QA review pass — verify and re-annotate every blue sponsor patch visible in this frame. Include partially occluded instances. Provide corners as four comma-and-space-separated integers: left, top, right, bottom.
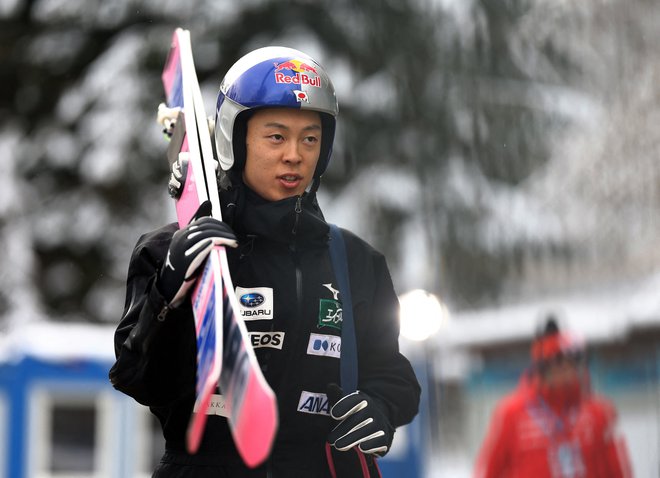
240, 292, 265, 308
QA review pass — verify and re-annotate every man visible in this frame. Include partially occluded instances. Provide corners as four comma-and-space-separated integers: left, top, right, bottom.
474, 317, 632, 478
109, 46, 420, 477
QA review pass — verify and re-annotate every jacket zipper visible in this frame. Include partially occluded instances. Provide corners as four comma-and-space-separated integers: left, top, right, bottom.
292, 196, 302, 235
292, 196, 303, 314
268, 197, 304, 478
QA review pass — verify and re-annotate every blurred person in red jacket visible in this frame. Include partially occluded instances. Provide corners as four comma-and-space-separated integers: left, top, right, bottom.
474, 316, 632, 478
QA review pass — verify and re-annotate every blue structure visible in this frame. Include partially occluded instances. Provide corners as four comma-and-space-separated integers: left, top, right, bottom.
0, 325, 426, 478
378, 415, 423, 478
0, 355, 116, 478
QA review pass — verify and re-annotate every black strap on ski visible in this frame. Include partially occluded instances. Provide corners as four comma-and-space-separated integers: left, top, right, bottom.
328, 224, 358, 393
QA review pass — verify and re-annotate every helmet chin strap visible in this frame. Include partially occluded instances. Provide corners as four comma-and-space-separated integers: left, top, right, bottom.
308, 176, 321, 195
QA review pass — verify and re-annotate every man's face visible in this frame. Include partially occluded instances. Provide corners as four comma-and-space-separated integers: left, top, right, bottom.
542, 356, 582, 389
243, 107, 322, 202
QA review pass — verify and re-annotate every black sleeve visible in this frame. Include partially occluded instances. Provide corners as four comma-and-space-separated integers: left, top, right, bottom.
348, 235, 421, 429
108, 224, 197, 407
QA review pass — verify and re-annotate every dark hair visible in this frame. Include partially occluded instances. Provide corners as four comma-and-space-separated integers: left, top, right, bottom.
539, 314, 560, 337
532, 313, 585, 375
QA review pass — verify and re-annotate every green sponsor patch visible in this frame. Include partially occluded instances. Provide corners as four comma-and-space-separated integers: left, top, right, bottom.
318, 299, 342, 330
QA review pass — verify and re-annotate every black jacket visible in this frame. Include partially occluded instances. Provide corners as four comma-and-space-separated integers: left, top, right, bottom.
109, 187, 420, 477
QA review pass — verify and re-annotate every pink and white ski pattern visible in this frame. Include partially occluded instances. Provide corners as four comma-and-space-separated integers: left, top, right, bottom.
161, 28, 278, 468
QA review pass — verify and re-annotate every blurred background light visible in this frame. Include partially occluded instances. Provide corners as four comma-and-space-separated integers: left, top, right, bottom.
399, 289, 449, 342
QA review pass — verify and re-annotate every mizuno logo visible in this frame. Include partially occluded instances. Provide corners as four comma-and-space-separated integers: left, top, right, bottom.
323, 283, 340, 300
165, 250, 174, 271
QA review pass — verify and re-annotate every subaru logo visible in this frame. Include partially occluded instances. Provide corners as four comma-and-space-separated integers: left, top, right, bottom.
240, 293, 265, 308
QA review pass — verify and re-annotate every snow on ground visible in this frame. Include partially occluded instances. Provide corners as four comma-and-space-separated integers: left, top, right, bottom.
0, 320, 116, 364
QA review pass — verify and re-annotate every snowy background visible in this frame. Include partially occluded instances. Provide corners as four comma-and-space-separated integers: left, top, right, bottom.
1, 0, 660, 476
2, 0, 659, 324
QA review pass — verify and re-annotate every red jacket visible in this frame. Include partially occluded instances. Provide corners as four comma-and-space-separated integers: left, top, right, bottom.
474, 378, 632, 478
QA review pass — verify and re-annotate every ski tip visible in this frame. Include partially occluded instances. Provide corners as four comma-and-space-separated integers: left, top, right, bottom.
233, 399, 279, 468
185, 404, 211, 455
185, 426, 201, 455
238, 442, 275, 469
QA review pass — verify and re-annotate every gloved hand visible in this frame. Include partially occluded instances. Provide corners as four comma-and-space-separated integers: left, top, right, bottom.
327, 384, 395, 457
157, 201, 238, 307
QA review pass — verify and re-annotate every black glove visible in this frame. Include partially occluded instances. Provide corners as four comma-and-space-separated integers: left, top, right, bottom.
157, 201, 237, 307
327, 384, 395, 457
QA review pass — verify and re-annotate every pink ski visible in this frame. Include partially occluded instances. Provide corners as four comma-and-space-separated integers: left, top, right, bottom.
159, 28, 278, 468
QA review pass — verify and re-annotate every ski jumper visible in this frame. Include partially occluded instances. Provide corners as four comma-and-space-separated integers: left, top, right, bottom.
110, 186, 421, 477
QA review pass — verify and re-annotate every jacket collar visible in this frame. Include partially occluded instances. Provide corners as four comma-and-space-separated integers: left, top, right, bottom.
222, 185, 329, 247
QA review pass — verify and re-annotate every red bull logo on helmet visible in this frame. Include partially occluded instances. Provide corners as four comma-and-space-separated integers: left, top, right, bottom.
273, 59, 321, 87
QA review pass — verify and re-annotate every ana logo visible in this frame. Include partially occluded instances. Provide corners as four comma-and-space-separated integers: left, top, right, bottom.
318, 299, 342, 330
240, 293, 265, 308
249, 332, 285, 350
297, 391, 330, 415
307, 333, 341, 358
235, 287, 273, 321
